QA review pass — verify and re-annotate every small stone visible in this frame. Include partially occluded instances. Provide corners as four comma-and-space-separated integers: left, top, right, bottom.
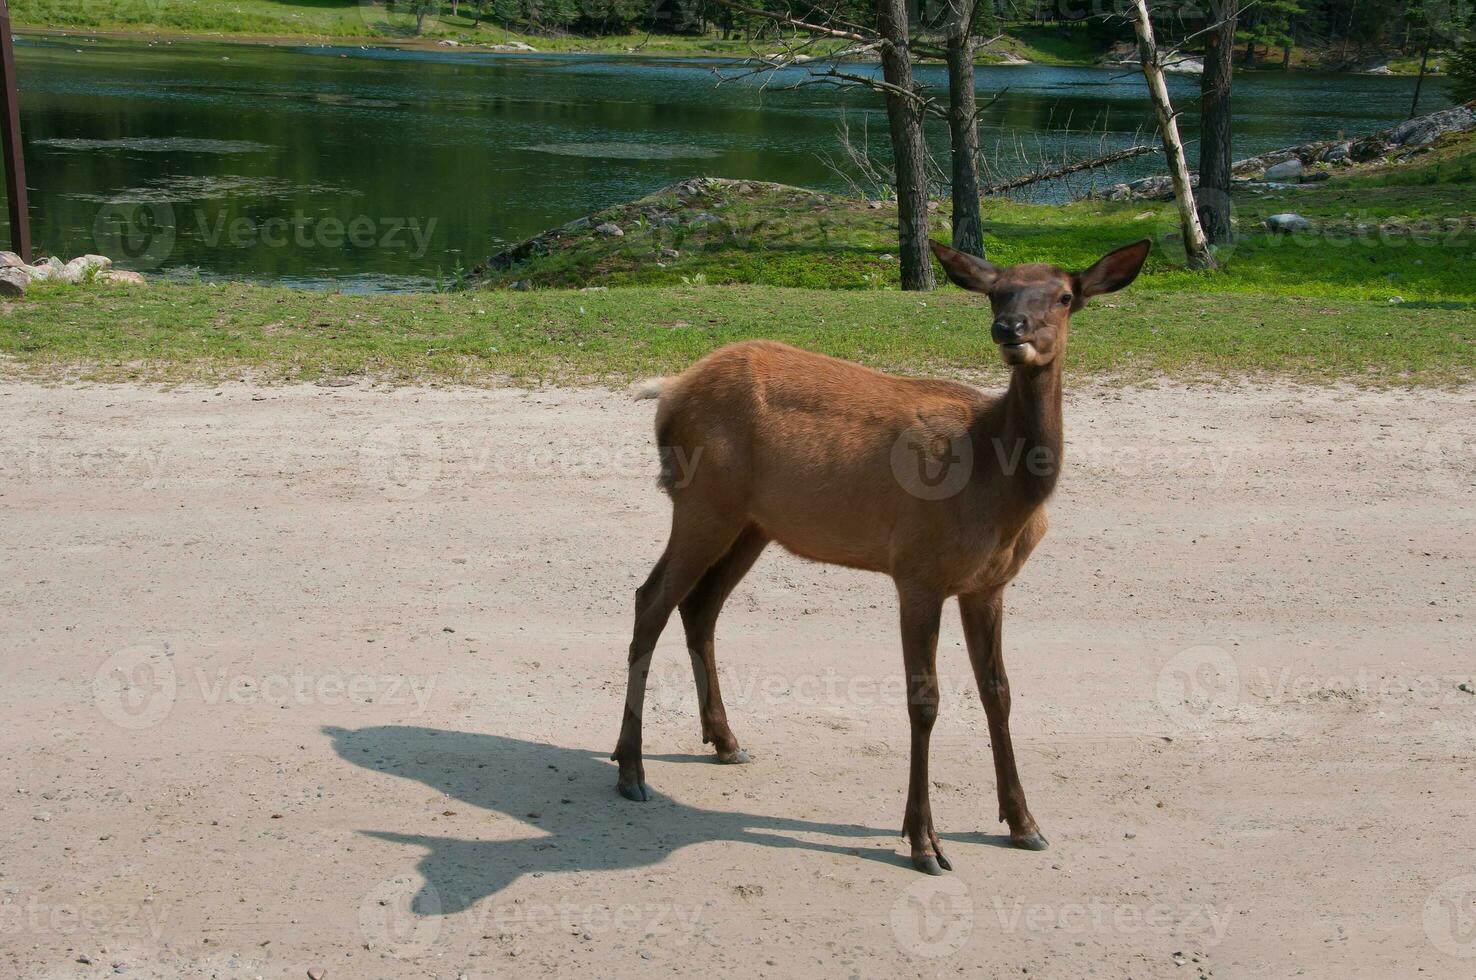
34, 811, 51, 822
1264, 213, 1312, 234
307, 969, 325, 980
594, 222, 624, 237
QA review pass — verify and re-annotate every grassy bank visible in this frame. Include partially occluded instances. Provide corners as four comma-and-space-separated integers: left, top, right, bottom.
475, 131, 1476, 304
3, 131, 1472, 389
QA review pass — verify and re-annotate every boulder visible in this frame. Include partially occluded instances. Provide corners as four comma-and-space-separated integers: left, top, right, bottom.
1364, 65, 1394, 75
0, 250, 24, 268
1387, 104, 1476, 147
103, 269, 146, 286
487, 41, 537, 53
1163, 57, 1204, 75
1264, 158, 1304, 181
0, 267, 27, 298
1265, 213, 1312, 234
594, 222, 624, 237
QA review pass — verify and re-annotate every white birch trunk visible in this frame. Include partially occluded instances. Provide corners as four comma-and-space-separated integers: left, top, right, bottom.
1129, 0, 1217, 270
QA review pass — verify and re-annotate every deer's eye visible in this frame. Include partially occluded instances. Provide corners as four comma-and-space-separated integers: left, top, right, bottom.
1060, 293, 1073, 306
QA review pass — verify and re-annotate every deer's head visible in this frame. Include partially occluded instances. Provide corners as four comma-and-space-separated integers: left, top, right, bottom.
930, 240, 1152, 369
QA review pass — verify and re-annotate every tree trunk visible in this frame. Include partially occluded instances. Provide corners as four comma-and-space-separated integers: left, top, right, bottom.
1198, 0, 1236, 247
1129, 0, 1215, 270
1410, 37, 1431, 118
877, 0, 936, 290
946, 9, 984, 257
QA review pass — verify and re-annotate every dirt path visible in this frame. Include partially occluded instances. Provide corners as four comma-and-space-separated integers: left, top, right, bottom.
1, 379, 1472, 979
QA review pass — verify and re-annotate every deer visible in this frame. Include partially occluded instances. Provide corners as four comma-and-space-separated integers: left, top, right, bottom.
612, 238, 1153, 875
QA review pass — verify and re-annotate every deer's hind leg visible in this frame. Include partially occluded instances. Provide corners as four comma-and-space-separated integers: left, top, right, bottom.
613, 503, 745, 802
679, 523, 768, 764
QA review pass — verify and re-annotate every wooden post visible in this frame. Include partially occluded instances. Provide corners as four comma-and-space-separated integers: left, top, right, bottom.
0, 0, 30, 262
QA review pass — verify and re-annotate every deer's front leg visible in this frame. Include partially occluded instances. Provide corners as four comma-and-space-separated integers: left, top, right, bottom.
897, 582, 951, 875
959, 588, 1047, 851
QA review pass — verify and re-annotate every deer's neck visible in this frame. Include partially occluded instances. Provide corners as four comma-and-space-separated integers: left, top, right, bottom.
982, 359, 1064, 512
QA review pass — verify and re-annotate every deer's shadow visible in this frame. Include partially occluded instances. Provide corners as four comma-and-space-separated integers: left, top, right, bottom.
326, 725, 1001, 914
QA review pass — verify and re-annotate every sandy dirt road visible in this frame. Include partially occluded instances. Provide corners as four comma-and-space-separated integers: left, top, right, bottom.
0, 378, 1472, 979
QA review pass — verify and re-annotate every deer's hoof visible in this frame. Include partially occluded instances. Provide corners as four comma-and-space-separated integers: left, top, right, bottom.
717, 748, 750, 765
911, 853, 948, 875
617, 780, 652, 802
1012, 832, 1049, 851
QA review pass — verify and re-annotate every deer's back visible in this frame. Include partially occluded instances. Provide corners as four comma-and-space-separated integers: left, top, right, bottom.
656, 341, 994, 574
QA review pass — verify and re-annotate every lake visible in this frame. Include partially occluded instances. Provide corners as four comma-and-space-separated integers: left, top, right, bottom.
11, 36, 1447, 290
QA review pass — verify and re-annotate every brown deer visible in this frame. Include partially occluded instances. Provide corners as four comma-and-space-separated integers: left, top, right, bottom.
612, 238, 1153, 874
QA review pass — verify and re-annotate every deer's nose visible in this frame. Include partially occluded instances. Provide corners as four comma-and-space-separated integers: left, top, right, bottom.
992, 315, 1028, 344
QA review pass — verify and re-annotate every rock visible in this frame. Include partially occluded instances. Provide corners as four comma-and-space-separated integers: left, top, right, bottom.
1163, 57, 1204, 75
1321, 142, 1352, 164
659, 247, 680, 259
103, 269, 147, 286
996, 51, 1031, 65
1364, 65, 1394, 75
1265, 213, 1312, 234
687, 212, 719, 227
487, 41, 537, 53
307, 969, 326, 980
79, 253, 113, 271
0, 267, 26, 297
594, 222, 624, 237
437, 39, 461, 47
1387, 104, 1476, 147
0, 250, 24, 267
867, 200, 883, 209
1264, 158, 1304, 181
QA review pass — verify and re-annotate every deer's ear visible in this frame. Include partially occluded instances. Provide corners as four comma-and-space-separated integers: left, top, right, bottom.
1075, 239, 1152, 299
930, 241, 1000, 294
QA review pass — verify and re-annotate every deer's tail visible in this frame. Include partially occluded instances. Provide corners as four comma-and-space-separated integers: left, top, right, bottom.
632, 377, 667, 401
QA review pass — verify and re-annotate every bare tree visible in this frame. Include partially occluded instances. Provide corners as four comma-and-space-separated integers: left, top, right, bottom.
1128, 0, 1215, 270
1198, 0, 1238, 246
944, 0, 984, 257
877, 0, 936, 289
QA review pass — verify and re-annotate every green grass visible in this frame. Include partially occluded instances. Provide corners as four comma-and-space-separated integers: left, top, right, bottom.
3, 277, 1472, 387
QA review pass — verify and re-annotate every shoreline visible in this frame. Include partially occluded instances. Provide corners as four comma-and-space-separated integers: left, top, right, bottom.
17, 25, 1435, 74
